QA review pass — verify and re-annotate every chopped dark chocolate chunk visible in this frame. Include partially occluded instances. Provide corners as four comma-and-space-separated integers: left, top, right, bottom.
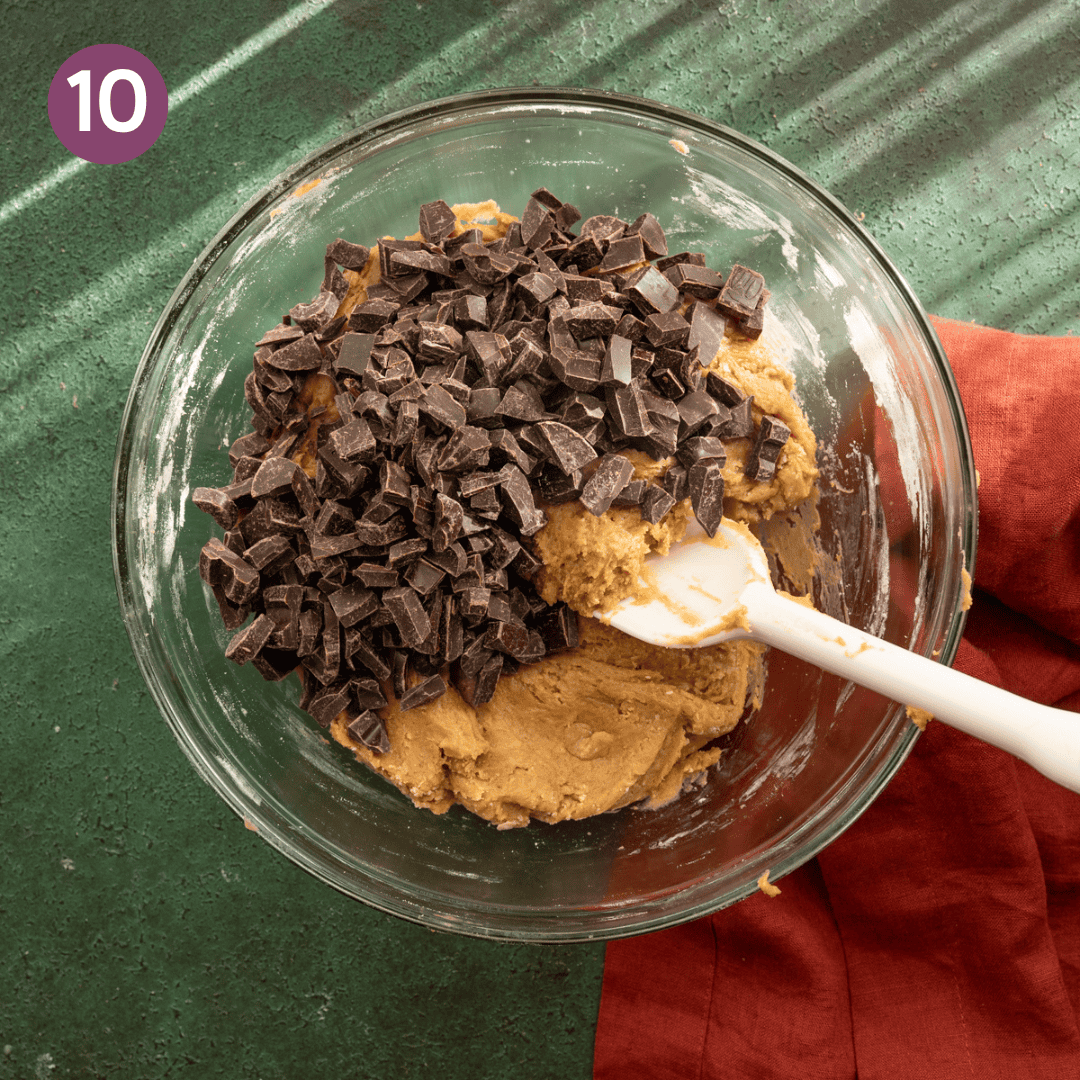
668, 263, 724, 299
599, 334, 633, 387
498, 465, 547, 536
418, 383, 467, 430
418, 199, 458, 243
717, 264, 765, 320
640, 483, 676, 524
458, 652, 502, 707
580, 453, 635, 516
495, 380, 546, 423
682, 301, 725, 370
566, 301, 621, 338
349, 298, 401, 333
623, 266, 679, 316
605, 385, 653, 439
335, 332, 375, 378
644, 310, 691, 348
399, 672, 447, 712
326, 238, 371, 271
224, 613, 275, 665
265, 332, 323, 371
327, 583, 378, 627
255, 323, 305, 350
677, 435, 727, 469
382, 586, 431, 648
676, 390, 721, 437
611, 477, 646, 507
520, 197, 555, 250
736, 295, 766, 339
404, 558, 446, 596
626, 212, 668, 260
307, 684, 351, 728
250, 456, 300, 500
329, 416, 377, 462
533, 421, 598, 475
243, 535, 295, 575
688, 458, 726, 537
745, 414, 791, 482
192, 487, 239, 530
598, 234, 646, 274
347, 710, 391, 753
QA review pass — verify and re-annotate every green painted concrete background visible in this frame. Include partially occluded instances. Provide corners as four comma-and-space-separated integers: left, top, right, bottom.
1, 1, 1077, 1076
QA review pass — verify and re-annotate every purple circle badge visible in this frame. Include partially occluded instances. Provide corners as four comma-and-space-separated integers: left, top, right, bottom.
48, 44, 168, 164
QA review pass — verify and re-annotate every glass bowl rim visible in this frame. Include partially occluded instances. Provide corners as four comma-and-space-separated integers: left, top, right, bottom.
112, 85, 978, 942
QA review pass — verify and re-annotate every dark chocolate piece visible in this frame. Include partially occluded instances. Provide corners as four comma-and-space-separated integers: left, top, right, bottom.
644, 310, 690, 348
335, 332, 375, 378
382, 587, 431, 648
329, 417, 377, 463
605, 386, 653, 439
327, 584, 378, 628
496, 381, 546, 423
347, 710, 391, 754
438, 426, 491, 473
662, 463, 689, 502
668, 263, 724, 299
255, 324, 304, 349
250, 456, 299, 500
418, 383, 467, 430
224, 613, 275, 665
454, 293, 489, 331
349, 298, 401, 333
688, 458, 725, 537
243, 535, 294, 575
745, 415, 791, 482
326, 238, 371, 271
307, 684, 351, 728
737, 297, 766, 339
611, 478, 646, 507
686, 301, 728, 369
598, 235, 646, 274
599, 334, 633, 387
626, 212, 668, 260
192, 487, 239, 530
677, 435, 727, 469
676, 390, 721, 437
580, 453, 635, 516
639, 483, 676, 525
498, 465, 547, 536
399, 672, 447, 712
520, 198, 555, 250
345, 630, 392, 681
265, 332, 322, 372
579, 214, 626, 244
533, 421, 598, 475
566, 302, 621, 338
656, 251, 706, 272
623, 266, 678, 316
717, 264, 765, 320
458, 651, 502, 707
418, 199, 458, 243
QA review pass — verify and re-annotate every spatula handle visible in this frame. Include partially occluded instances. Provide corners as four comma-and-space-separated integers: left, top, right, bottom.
745, 581, 1080, 793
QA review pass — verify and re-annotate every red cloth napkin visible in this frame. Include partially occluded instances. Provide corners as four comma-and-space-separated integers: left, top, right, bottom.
594, 317, 1080, 1079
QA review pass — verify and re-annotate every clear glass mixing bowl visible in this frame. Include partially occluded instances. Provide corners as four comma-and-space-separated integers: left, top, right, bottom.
113, 88, 976, 942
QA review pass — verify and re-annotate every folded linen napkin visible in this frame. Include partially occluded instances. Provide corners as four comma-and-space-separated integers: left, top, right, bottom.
594, 317, 1080, 1079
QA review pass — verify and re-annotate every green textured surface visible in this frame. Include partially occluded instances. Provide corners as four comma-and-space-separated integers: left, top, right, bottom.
1, 1, 1077, 1076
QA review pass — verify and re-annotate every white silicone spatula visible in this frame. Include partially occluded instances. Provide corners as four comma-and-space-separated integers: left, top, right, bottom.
603, 518, 1080, 793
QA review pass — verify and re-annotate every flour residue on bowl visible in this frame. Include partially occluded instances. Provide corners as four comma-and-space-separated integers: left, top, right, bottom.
679, 167, 800, 272
844, 300, 929, 637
